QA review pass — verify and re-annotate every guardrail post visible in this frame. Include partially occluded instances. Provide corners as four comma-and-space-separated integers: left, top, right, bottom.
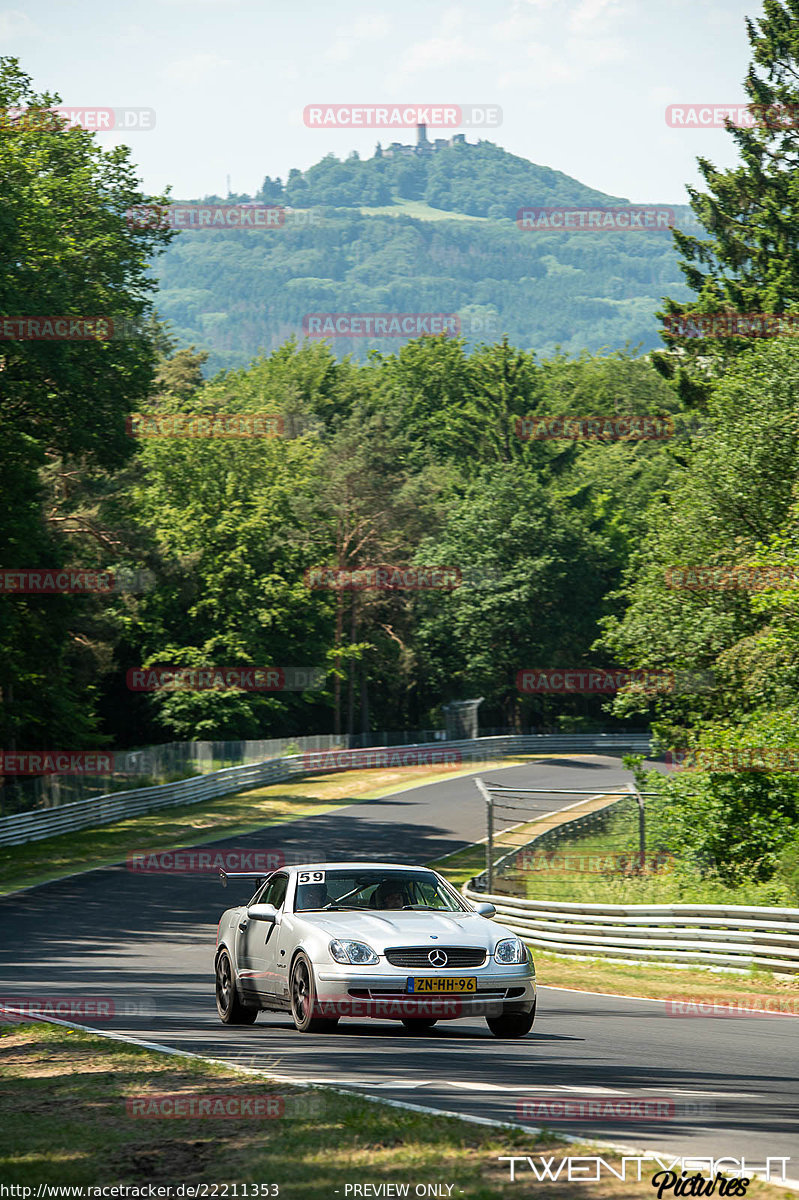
475, 778, 493, 892
631, 783, 645, 865
487, 795, 493, 892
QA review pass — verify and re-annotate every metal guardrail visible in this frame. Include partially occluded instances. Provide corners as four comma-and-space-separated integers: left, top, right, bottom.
465, 778, 799, 972
0, 733, 652, 847
463, 885, 799, 972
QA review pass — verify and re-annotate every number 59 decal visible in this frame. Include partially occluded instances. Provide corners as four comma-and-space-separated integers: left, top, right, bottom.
297, 870, 325, 884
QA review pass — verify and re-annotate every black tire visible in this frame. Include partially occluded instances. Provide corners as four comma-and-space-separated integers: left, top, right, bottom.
290, 953, 339, 1033
215, 950, 258, 1025
401, 1018, 437, 1031
486, 1006, 535, 1039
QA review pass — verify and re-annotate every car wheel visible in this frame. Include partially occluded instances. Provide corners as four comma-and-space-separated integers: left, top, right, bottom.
215, 950, 258, 1025
486, 1004, 535, 1039
290, 952, 339, 1033
401, 1018, 437, 1032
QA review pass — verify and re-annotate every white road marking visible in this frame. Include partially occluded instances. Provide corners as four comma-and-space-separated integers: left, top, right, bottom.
444, 1082, 623, 1094
669, 1088, 761, 1099
299, 1077, 433, 1089
287, 1077, 766, 1099
437, 1082, 763, 1099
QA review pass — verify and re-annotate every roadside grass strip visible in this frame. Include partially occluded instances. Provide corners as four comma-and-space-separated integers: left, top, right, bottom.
0, 1021, 575, 1195
0, 756, 536, 897
512, 821, 795, 908
1, 1022, 794, 1197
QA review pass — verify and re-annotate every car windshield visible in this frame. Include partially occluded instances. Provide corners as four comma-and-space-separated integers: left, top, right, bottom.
294, 870, 465, 913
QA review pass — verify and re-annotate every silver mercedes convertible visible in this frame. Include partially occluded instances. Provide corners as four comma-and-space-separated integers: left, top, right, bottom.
214, 862, 536, 1037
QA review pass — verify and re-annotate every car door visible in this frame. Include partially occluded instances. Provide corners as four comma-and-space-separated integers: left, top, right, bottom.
238, 873, 289, 1004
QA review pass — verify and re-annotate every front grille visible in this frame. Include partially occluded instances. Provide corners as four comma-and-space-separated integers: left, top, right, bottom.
384, 946, 487, 969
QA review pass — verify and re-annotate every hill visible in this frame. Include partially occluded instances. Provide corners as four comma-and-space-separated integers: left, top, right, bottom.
259, 138, 629, 217
152, 139, 695, 373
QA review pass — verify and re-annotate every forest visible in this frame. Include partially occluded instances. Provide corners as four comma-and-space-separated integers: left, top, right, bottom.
4, 0, 799, 895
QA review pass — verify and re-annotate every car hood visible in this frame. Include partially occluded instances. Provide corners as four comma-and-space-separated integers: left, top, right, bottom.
297, 910, 504, 951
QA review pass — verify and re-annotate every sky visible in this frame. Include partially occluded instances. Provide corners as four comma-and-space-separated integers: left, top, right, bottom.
2, 0, 767, 204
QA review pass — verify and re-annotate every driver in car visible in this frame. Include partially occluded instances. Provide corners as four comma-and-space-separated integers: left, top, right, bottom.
297, 881, 328, 910
373, 880, 406, 909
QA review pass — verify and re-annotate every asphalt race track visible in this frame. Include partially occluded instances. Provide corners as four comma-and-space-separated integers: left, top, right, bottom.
2, 756, 797, 1173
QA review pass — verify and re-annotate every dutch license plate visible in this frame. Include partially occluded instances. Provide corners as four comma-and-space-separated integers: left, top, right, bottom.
406, 977, 477, 993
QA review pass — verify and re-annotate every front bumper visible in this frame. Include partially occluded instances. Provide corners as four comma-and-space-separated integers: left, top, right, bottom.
314, 963, 536, 1020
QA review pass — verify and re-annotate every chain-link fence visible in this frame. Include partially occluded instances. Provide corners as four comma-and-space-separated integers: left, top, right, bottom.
473, 779, 674, 899
0, 725, 650, 817
0, 726, 475, 815
0, 734, 344, 816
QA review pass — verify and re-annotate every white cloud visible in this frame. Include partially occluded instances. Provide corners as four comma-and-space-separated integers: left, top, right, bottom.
163, 53, 234, 86
0, 9, 39, 39
568, 0, 629, 31
322, 13, 392, 64
497, 42, 575, 90
390, 4, 487, 78
398, 33, 483, 76
352, 13, 392, 40
566, 32, 628, 67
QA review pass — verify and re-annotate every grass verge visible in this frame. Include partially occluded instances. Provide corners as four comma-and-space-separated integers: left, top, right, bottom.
511, 805, 794, 907
0, 1023, 791, 1197
357, 197, 493, 222
0, 757, 529, 897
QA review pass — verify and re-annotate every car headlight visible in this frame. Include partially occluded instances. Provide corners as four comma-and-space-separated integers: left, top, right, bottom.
494, 937, 527, 964
329, 939, 379, 965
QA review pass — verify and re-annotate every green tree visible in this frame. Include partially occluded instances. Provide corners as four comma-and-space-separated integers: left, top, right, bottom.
412, 463, 615, 728
0, 57, 172, 753
655, 1, 799, 398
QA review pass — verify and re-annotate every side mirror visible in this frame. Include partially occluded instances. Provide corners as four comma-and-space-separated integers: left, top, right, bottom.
474, 901, 496, 918
247, 902, 278, 923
